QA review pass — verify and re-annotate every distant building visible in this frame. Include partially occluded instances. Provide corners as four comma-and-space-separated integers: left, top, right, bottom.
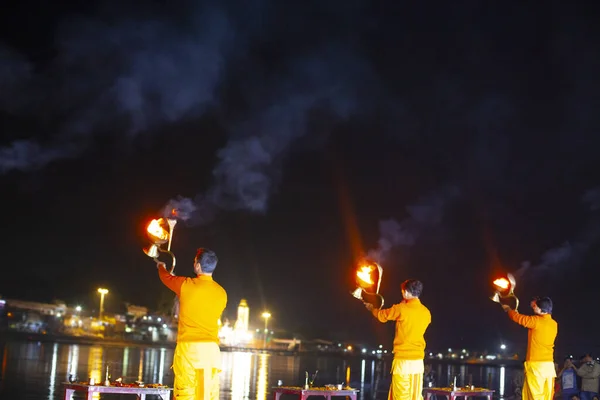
3, 299, 67, 316
126, 304, 148, 319
1, 299, 67, 333
219, 298, 254, 346
234, 299, 249, 332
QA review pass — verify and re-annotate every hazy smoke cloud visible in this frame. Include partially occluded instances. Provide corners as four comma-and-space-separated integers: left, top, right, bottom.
161, 196, 197, 222
367, 185, 461, 263
0, 5, 235, 172
582, 187, 600, 211
163, 44, 379, 221
516, 187, 600, 278
0, 3, 379, 220
0, 140, 80, 174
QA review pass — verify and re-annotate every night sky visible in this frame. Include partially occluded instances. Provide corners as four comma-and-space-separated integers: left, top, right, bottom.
1, 1, 600, 356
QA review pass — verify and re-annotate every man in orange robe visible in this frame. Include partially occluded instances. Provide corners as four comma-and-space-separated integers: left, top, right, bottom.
503, 297, 558, 400
157, 248, 227, 400
366, 279, 432, 400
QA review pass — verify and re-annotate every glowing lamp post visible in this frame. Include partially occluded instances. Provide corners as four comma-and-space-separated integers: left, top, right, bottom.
261, 311, 271, 349
97, 288, 109, 322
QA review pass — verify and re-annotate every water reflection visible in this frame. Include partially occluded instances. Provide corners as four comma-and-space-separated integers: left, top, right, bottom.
47, 343, 58, 400
158, 348, 166, 384
1, 343, 7, 381
66, 345, 79, 381
0, 340, 523, 400
122, 346, 129, 377
360, 359, 366, 400
256, 353, 269, 400
88, 346, 103, 399
499, 366, 505, 397
137, 348, 144, 381
228, 351, 252, 399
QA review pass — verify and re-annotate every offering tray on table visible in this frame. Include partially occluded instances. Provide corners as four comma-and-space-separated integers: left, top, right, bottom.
63, 382, 172, 399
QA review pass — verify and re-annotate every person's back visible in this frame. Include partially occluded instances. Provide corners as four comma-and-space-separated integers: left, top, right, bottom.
503, 296, 557, 400
390, 298, 431, 360
527, 314, 557, 361
177, 275, 227, 343
507, 310, 557, 362
157, 247, 228, 400
367, 279, 431, 400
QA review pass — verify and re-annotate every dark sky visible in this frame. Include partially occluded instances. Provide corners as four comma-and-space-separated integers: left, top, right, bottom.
1, 0, 600, 356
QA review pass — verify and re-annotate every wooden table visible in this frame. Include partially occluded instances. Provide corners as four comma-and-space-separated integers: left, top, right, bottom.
272, 386, 358, 400
63, 383, 172, 400
423, 387, 494, 400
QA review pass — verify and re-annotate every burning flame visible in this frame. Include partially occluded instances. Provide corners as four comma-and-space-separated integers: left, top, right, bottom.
493, 278, 510, 290
357, 266, 374, 285
147, 219, 169, 241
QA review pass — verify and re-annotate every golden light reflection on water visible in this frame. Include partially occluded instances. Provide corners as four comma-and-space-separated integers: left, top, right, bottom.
138, 348, 144, 382
255, 353, 269, 400
230, 351, 252, 399
87, 346, 104, 399
0, 341, 519, 399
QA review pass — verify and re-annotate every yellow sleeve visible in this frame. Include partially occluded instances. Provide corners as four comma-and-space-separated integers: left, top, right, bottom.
508, 309, 537, 329
372, 303, 402, 323
158, 266, 185, 297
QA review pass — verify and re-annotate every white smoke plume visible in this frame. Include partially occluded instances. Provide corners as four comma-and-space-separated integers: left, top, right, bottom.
516, 186, 600, 279
367, 184, 461, 264
162, 44, 380, 223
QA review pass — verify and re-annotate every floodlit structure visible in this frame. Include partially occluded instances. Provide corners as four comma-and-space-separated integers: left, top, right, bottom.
235, 299, 249, 332
220, 298, 253, 346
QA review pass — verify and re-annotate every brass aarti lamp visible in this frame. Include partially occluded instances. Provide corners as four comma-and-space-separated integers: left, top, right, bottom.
143, 217, 177, 273
351, 259, 385, 308
490, 273, 519, 311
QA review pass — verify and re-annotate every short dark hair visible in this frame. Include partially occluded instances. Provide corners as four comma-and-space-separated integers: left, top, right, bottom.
195, 248, 218, 273
535, 297, 553, 314
401, 279, 423, 297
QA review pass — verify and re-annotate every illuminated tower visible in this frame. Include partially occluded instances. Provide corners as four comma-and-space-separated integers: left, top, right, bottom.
234, 299, 249, 332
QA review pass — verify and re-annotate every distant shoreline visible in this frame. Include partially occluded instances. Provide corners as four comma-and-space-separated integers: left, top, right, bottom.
0, 330, 523, 366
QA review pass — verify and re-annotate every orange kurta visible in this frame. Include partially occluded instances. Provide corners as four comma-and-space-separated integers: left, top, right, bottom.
159, 267, 227, 400
372, 298, 431, 360
507, 310, 557, 400
507, 310, 557, 361
159, 267, 227, 343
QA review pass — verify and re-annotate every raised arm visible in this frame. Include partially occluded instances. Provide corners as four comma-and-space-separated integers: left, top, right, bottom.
507, 309, 537, 329
371, 303, 402, 323
157, 262, 185, 296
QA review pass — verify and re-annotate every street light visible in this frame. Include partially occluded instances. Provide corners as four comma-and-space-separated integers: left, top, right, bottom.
97, 288, 109, 322
261, 311, 271, 348
500, 344, 506, 350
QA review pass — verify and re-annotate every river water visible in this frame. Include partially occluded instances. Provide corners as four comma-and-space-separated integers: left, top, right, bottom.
0, 340, 520, 399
